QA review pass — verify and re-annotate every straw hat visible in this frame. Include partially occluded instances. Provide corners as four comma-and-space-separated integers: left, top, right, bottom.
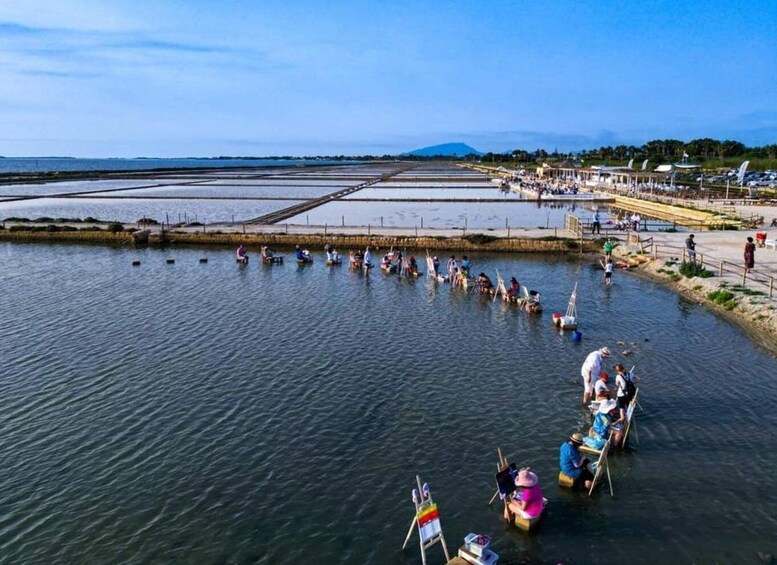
515, 468, 538, 487
570, 432, 584, 444
598, 399, 618, 414
600, 347, 611, 357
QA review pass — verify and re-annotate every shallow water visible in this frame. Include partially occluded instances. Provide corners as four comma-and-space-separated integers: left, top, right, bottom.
0, 242, 776, 564
287, 200, 599, 229
0, 198, 304, 223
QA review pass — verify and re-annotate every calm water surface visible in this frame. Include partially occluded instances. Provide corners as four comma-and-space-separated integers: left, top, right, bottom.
0, 243, 776, 564
0, 198, 304, 223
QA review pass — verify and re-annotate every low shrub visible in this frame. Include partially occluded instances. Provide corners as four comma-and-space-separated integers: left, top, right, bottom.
463, 233, 498, 245
679, 260, 714, 278
107, 222, 124, 233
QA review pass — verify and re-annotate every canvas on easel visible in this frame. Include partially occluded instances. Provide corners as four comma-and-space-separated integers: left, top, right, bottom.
401, 475, 450, 565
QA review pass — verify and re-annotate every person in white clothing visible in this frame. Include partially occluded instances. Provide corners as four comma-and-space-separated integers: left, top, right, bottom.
580, 347, 611, 404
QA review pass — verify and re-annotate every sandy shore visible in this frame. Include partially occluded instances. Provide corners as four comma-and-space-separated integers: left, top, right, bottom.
612, 231, 777, 356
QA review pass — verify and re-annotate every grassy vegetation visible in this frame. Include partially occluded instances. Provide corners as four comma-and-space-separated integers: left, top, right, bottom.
707, 289, 737, 310
693, 285, 703, 291
679, 261, 714, 278
729, 285, 766, 296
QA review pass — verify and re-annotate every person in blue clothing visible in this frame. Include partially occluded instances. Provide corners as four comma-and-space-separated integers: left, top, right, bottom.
460, 255, 472, 277
363, 246, 373, 269
295, 245, 311, 262
591, 399, 623, 448
559, 432, 594, 491
592, 210, 601, 234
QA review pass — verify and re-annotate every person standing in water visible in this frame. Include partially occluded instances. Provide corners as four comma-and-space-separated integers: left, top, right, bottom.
604, 258, 614, 286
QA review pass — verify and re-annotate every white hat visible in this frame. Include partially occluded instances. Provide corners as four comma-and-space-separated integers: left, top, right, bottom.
598, 399, 618, 414
600, 347, 611, 357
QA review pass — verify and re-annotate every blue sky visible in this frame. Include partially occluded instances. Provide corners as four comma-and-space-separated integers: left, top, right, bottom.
0, 0, 775, 157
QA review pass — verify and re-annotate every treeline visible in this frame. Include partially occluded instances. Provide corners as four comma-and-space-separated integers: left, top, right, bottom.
479, 138, 777, 165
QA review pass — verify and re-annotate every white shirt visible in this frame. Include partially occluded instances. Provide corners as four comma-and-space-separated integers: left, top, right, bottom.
604, 262, 613, 274
594, 380, 610, 396
616, 373, 633, 397
581, 350, 603, 380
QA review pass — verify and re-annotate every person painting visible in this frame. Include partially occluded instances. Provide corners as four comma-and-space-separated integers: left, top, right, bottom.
580, 347, 611, 404
594, 372, 611, 400
685, 234, 696, 261
507, 277, 521, 300
744, 236, 756, 273
559, 433, 594, 491
460, 255, 472, 277
407, 255, 419, 276
504, 468, 544, 522
446, 255, 458, 282
236, 244, 248, 264
295, 245, 310, 262
590, 399, 623, 449
477, 272, 493, 295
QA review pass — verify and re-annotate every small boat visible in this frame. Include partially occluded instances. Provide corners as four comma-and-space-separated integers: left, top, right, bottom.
553, 283, 578, 330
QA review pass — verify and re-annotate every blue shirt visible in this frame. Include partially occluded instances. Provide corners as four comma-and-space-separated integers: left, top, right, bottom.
593, 412, 612, 438
296, 249, 305, 260
559, 442, 583, 478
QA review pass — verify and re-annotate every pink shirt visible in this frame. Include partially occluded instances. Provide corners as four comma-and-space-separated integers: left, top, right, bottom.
520, 485, 544, 518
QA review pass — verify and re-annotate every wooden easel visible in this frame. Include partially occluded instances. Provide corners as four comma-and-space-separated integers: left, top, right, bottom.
401, 475, 451, 565
581, 437, 614, 496
487, 448, 511, 506
494, 270, 508, 303
622, 388, 640, 447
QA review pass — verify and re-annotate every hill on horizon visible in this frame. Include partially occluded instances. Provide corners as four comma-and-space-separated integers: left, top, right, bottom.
404, 143, 482, 157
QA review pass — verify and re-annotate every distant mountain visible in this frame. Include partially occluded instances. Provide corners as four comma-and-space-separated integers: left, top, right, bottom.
404, 143, 482, 157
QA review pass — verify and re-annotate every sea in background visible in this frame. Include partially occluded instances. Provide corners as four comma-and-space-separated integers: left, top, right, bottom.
0, 158, 354, 174
1, 242, 775, 564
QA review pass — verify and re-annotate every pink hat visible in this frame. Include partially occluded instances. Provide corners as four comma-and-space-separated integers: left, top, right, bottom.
515, 468, 538, 487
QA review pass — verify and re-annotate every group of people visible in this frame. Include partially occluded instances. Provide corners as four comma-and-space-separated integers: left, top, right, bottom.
379, 250, 421, 276
686, 233, 759, 273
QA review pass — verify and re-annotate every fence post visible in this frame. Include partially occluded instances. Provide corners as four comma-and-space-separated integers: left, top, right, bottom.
719, 261, 723, 277
742, 268, 747, 286
770, 276, 774, 298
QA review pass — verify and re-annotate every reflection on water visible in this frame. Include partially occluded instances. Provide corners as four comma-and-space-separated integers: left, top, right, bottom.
0, 242, 775, 564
